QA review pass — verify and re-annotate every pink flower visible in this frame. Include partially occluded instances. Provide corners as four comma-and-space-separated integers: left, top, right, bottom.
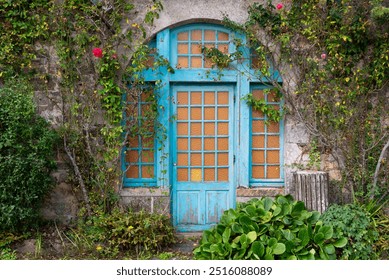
92, 47, 103, 58
111, 53, 118, 59
321, 53, 327, 60
276, 3, 283, 10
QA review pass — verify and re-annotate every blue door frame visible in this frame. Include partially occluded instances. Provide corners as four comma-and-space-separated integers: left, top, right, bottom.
171, 84, 236, 232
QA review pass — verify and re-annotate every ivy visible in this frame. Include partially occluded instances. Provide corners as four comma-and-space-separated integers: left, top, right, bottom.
223, 0, 388, 202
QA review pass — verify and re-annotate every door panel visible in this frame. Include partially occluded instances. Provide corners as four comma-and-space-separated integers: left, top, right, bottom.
172, 85, 235, 231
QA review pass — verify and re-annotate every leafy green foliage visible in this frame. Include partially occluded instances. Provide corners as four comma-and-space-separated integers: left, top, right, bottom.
224, 0, 389, 202
0, 0, 51, 78
193, 195, 347, 260
68, 208, 175, 258
0, 80, 57, 232
321, 203, 379, 259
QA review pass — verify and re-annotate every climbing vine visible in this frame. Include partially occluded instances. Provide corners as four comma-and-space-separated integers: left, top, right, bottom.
222, 0, 389, 202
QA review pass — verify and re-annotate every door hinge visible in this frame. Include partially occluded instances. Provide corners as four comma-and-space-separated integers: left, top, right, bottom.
233, 155, 236, 163
233, 95, 236, 103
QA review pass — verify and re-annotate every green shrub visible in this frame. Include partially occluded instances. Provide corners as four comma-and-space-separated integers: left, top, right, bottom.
321, 203, 379, 259
193, 195, 347, 260
0, 80, 57, 232
70, 208, 176, 258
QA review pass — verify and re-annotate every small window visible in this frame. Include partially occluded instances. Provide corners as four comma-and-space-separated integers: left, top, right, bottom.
175, 28, 230, 69
123, 88, 157, 186
250, 88, 283, 185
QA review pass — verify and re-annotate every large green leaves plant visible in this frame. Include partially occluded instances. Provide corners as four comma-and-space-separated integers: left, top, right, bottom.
194, 195, 347, 260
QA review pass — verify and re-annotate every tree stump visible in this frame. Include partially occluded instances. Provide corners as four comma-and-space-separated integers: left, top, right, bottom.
293, 171, 329, 213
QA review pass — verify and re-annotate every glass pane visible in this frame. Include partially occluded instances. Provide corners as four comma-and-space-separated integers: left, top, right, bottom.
252, 89, 264, 99
267, 150, 280, 164
191, 30, 202, 41
204, 153, 215, 166
252, 120, 265, 133
177, 122, 188, 135
217, 168, 228, 181
178, 153, 188, 165
191, 43, 202, 54
252, 135, 265, 148
177, 138, 188, 150
204, 30, 215, 41
217, 123, 228, 135
126, 165, 139, 178
217, 107, 229, 120
191, 91, 202, 104
204, 122, 215, 136
204, 168, 215, 181
267, 135, 280, 148
267, 166, 280, 179
141, 150, 154, 162
191, 168, 202, 181
190, 153, 202, 165
190, 108, 202, 120
177, 108, 188, 120
178, 31, 189, 41
142, 166, 154, 178
190, 122, 202, 135
177, 91, 188, 105
204, 107, 215, 120
252, 165, 265, 179
204, 91, 215, 104
190, 138, 202, 150
217, 153, 228, 165
268, 121, 280, 133
217, 138, 229, 150
178, 43, 188, 54
177, 56, 188, 68
191, 56, 202, 68
204, 138, 215, 150
217, 91, 229, 104
177, 168, 188, 181
218, 31, 229, 41
252, 150, 265, 163
217, 44, 229, 54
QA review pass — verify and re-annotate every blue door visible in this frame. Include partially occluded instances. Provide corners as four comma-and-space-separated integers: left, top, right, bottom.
172, 84, 235, 231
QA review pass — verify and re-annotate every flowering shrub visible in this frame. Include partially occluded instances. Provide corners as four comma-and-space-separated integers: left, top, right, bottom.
92, 47, 103, 58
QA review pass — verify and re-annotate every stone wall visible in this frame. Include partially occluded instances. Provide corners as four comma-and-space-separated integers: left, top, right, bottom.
33, 0, 332, 223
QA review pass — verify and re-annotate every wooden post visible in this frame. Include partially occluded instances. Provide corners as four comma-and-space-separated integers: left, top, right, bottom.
293, 171, 329, 213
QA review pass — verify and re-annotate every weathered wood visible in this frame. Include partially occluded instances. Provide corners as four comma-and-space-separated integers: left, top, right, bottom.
293, 171, 329, 213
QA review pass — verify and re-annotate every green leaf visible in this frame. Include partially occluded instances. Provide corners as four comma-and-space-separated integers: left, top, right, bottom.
319, 225, 333, 240
247, 231, 257, 243
251, 241, 265, 258
314, 232, 325, 244
232, 223, 243, 234
222, 228, 231, 244
298, 226, 310, 247
282, 229, 294, 241
263, 197, 273, 211
291, 201, 306, 217
273, 243, 286, 255
268, 237, 277, 248
324, 244, 335, 255
333, 237, 348, 248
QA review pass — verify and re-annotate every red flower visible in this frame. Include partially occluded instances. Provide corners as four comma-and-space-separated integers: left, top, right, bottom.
92, 48, 103, 58
111, 53, 118, 59
321, 53, 327, 60
276, 3, 284, 10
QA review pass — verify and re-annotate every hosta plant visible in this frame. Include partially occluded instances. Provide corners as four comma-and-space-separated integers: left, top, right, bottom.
193, 195, 347, 260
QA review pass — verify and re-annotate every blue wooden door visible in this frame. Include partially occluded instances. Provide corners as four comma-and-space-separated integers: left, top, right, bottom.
172, 84, 235, 231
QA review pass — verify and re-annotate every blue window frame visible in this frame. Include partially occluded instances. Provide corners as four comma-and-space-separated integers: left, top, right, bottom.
122, 87, 157, 187
249, 85, 284, 187
122, 23, 284, 188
